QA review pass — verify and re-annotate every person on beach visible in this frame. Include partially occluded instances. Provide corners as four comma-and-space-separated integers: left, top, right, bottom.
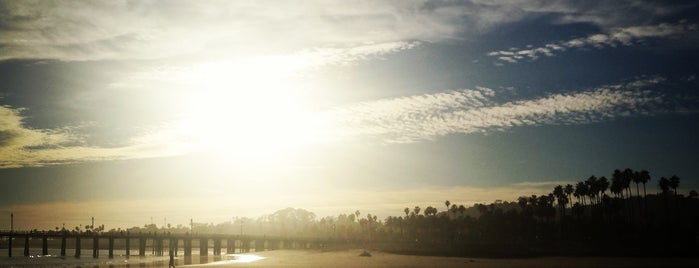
169, 250, 175, 268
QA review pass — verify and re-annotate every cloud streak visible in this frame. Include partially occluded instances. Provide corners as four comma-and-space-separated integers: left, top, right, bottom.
329, 78, 667, 143
1, 0, 688, 61
488, 21, 698, 64
0, 105, 196, 168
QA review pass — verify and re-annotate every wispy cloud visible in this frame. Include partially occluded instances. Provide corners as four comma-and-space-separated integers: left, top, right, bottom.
0, 75, 678, 168
1, 1, 688, 61
328, 78, 667, 143
488, 21, 698, 64
0, 40, 422, 168
0, 105, 195, 168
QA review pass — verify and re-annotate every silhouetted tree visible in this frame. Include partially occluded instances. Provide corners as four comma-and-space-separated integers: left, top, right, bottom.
598, 176, 609, 204
575, 182, 588, 205
611, 169, 625, 199
638, 170, 651, 197
668, 175, 680, 196
658, 177, 671, 194
622, 168, 634, 198
553, 185, 568, 219
585, 176, 599, 205
689, 190, 698, 198
632, 171, 642, 197
564, 184, 574, 209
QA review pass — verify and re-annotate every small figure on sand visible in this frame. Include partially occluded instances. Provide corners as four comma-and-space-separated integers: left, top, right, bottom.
169, 250, 175, 268
359, 250, 372, 257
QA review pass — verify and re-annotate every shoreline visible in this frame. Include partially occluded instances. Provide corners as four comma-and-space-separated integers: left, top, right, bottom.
183, 249, 699, 268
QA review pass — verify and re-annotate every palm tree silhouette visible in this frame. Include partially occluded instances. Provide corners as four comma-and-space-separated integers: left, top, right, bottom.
668, 175, 680, 196
564, 184, 574, 209
622, 168, 634, 198
639, 170, 651, 197
574, 182, 588, 206
553, 185, 568, 219
632, 171, 642, 197
658, 177, 671, 194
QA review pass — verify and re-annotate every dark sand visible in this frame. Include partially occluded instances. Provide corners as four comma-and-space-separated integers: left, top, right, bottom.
184, 249, 698, 268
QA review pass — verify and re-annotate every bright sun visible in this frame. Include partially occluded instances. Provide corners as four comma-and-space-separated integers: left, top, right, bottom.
169, 57, 330, 166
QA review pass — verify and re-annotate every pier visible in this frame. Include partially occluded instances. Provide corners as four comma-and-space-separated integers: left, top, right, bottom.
0, 231, 326, 258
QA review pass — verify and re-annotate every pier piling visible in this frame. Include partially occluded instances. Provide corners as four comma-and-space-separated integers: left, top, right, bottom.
93, 236, 99, 258
108, 237, 114, 258
199, 238, 208, 256
42, 236, 48, 255
60, 235, 66, 256
75, 236, 81, 257
23, 236, 29, 256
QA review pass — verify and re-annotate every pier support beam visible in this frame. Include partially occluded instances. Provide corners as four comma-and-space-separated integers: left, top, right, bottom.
170, 238, 178, 256
243, 239, 250, 253
125, 237, 130, 256
227, 238, 235, 254
75, 236, 81, 257
42, 236, 48, 255
255, 239, 263, 252
108, 237, 114, 258
61, 235, 66, 256
23, 236, 29, 256
155, 237, 162, 256
184, 237, 192, 257
93, 236, 99, 258
199, 238, 208, 256
7, 233, 11, 257
138, 237, 146, 256
214, 239, 221, 255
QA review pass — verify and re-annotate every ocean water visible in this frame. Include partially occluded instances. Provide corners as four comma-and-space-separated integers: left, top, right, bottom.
0, 248, 236, 267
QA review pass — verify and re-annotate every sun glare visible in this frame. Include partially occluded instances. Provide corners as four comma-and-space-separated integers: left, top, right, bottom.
169, 57, 331, 166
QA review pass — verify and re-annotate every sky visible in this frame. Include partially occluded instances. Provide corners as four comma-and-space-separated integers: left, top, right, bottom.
1, 0, 699, 231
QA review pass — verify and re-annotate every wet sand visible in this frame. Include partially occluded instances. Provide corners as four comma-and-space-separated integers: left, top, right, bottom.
184, 249, 698, 268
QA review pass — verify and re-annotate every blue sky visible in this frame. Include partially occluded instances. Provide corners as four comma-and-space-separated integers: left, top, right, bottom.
1, 0, 698, 230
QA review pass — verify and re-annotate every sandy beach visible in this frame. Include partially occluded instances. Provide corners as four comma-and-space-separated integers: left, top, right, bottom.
183, 249, 699, 268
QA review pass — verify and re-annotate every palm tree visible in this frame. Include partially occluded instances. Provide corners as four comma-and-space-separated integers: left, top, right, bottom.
445, 200, 451, 212
413, 206, 421, 216
575, 181, 588, 206
612, 169, 624, 199
658, 177, 671, 195
632, 170, 642, 197
668, 175, 680, 196
404, 207, 410, 218
585, 176, 599, 205
610, 178, 623, 198
457, 205, 466, 215
598, 176, 609, 200
564, 184, 574, 209
553, 185, 568, 219
622, 168, 634, 198
638, 170, 651, 197
424, 206, 436, 216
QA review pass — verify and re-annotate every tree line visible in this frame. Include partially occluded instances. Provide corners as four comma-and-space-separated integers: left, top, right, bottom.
40, 168, 697, 257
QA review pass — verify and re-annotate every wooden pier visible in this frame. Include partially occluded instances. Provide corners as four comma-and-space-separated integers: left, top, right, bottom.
0, 231, 325, 258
